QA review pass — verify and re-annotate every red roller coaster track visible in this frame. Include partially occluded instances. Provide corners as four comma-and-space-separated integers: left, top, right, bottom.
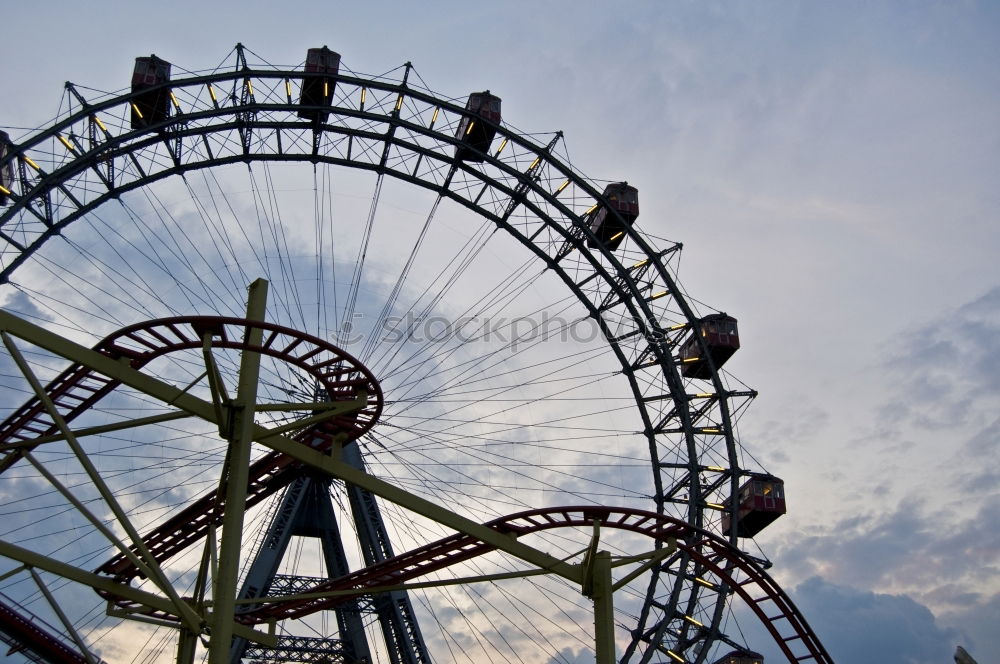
233, 506, 832, 663
0, 317, 832, 664
0, 598, 94, 664
0, 316, 381, 580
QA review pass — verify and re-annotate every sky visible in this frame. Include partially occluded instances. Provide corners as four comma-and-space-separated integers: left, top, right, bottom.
1, 1, 998, 663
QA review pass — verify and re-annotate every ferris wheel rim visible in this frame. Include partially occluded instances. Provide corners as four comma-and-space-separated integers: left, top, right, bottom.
0, 46, 760, 662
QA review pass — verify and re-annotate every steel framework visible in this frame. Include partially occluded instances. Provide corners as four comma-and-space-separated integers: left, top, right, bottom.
0, 45, 827, 663
0, 306, 831, 663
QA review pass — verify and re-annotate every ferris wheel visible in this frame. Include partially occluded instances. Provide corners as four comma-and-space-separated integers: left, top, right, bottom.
0, 45, 832, 664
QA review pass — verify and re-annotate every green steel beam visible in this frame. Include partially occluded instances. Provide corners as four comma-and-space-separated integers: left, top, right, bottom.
581, 519, 602, 597
231, 565, 569, 607
29, 567, 98, 664
591, 551, 616, 664
612, 541, 677, 592
209, 279, 268, 664
257, 394, 367, 437
0, 411, 191, 450
1, 331, 204, 634
0, 308, 583, 585
0, 539, 275, 646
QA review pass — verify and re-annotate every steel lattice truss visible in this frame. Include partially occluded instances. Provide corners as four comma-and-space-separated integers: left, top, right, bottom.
0, 46, 814, 663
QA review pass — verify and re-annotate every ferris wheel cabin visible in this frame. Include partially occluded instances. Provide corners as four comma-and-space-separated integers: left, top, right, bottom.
722, 474, 786, 538
586, 182, 640, 251
711, 649, 764, 664
130, 55, 171, 130
455, 91, 502, 162
0, 131, 12, 206
678, 313, 740, 379
298, 47, 341, 122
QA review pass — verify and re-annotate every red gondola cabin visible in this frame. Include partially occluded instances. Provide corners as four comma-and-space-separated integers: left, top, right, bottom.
711, 650, 764, 664
298, 47, 341, 122
130, 55, 171, 130
455, 91, 501, 162
722, 474, 785, 538
586, 182, 639, 251
0, 131, 12, 206
678, 313, 739, 379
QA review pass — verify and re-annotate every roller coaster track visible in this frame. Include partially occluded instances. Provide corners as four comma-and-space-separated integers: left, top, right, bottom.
0, 597, 96, 664
95, 503, 830, 663
0, 318, 830, 664
0, 316, 381, 580
231, 506, 833, 664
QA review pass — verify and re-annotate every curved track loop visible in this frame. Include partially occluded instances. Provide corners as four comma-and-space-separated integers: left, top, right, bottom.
252, 506, 831, 663
0, 315, 829, 662
0, 316, 382, 579
104, 506, 830, 664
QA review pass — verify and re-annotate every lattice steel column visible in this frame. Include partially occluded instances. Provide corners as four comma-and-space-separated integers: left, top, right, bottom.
230, 474, 371, 664
343, 441, 431, 664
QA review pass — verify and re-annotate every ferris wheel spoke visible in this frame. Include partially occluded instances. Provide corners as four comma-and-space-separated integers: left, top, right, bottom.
359, 193, 444, 362
384, 298, 586, 403
338, 172, 383, 348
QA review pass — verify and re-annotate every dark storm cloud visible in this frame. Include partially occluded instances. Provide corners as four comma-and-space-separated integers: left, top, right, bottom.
732, 576, 963, 664
767, 493, 999, 663
940, 592, 1000, 656
792, 577, 958, 664
776, 504, 929, 590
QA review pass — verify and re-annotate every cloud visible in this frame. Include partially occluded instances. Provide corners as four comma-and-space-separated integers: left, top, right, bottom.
545, 647, 596, 664
774, 496, 1000, 607
791, 577, 958, 664
765, 491, 1000, 661
731, 577, 962, 664
875, 285, 1000, 431
939, 592, 1000, 658
0, 288, 49, 323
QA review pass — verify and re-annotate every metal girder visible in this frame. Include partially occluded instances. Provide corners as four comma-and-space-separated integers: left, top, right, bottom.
342, 441, 430, 664
0, 539, 274, 648
27, 568, 98, 664
209, 279, 268, 664
0, 308, 582, 584
1, 411, 190, 450
229, 474, 371, 664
